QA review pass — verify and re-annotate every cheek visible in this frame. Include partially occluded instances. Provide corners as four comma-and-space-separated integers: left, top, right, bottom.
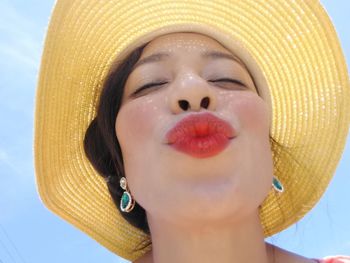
222, 91, 270, 138
115, 96, 167, 201
116, 98, 160, 149
221, 91, 273, 199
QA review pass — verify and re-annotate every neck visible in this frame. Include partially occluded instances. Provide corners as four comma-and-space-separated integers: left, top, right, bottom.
147, 211, 269, 263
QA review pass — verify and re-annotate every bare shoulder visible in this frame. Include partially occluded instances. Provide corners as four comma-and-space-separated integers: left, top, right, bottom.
132, 250, 153, 263
266, 243, 318, 263
133, 244, 317, 263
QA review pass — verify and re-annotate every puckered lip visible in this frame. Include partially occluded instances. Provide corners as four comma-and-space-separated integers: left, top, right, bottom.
164, 112, 236, 145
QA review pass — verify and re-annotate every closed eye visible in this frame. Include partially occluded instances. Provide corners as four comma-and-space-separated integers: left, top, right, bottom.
132, 81, 168, 96
132, 78, 246, 97
209, 78, 246, 87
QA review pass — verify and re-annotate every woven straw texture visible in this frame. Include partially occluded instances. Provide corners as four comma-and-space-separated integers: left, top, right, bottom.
34, 0, 350, 261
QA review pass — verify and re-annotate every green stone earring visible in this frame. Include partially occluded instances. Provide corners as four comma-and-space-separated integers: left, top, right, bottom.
120, 177, 135, 213
272, 176, 284, 193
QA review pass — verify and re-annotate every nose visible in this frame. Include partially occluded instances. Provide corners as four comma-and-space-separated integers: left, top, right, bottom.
169, 73, 217, 114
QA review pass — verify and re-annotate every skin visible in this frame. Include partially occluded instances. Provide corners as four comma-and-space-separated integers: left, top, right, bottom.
115, 33, 316, 263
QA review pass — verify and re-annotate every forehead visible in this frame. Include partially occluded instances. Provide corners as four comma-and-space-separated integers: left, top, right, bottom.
141, 32, 231, 56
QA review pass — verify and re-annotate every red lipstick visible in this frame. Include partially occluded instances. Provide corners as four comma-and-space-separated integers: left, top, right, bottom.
165, 112, 236, 158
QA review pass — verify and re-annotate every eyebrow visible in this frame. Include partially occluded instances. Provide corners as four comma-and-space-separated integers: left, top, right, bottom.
133, 53, 170, 70
132, 50, 243, 70
202, 51, 241, 63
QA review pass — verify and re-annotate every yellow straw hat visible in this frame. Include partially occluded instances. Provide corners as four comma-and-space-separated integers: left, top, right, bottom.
34, 0, 350, 261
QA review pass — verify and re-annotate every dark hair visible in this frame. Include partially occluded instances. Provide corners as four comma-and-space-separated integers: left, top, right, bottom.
83, 42, 300, 253
83, 43, 150, 236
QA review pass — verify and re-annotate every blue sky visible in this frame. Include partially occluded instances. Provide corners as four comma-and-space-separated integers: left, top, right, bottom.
0, 0, 349, 262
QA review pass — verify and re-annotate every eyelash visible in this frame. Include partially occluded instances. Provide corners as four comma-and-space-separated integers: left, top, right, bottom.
132, 78, 246, 96
209, 78, 246, 87
133, 81, 168, 95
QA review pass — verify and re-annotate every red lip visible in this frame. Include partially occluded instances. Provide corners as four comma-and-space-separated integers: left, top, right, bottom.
165, 112, 236, 158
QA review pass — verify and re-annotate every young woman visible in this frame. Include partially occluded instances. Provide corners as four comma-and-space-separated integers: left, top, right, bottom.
34, 1, 350, 262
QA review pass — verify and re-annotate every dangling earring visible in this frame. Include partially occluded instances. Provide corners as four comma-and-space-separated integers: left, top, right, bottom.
120, 177, 135, 212
272, 176, 284, 193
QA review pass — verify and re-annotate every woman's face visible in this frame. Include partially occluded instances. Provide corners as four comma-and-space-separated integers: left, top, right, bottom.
115, 32, 273, 227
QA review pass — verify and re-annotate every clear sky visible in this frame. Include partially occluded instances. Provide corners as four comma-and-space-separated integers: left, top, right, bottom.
0, 0, 349, 262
